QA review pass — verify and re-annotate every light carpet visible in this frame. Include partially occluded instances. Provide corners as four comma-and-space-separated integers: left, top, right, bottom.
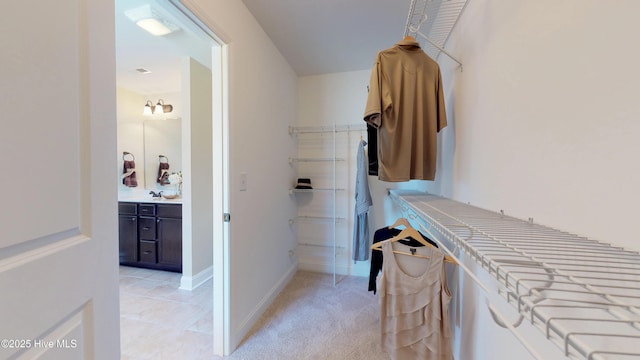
223, 271, 389, 360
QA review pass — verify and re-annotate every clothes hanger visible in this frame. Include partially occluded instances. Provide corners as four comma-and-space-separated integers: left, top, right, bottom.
388, 217, 412, 229
371, 226, 457, 264
159, 155, 169, 163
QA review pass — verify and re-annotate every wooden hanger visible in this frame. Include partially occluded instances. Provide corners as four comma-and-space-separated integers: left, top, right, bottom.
371, 224, 457, 264
388, 217, 412, 229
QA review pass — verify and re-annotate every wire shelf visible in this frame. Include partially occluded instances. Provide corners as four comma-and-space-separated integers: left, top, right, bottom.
288, 124, 366, 135
391, 190, 640, 360
404, 0, 470, 66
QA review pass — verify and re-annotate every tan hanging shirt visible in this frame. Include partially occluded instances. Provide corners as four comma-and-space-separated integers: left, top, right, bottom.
364, 38, 447, 181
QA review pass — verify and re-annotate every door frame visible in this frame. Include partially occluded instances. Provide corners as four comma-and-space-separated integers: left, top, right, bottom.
163, 0, 231, 355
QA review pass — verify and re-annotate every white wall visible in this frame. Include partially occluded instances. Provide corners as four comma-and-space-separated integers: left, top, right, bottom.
433, 0, 640, 251
298, 70, 370, 127
180, 57, 214, 288
185, 0, 298, 351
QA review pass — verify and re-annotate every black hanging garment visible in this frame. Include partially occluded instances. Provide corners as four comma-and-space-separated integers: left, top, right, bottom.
368, 226, 438, 294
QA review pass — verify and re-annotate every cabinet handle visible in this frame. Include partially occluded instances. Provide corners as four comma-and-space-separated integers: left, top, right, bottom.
142, 226, 150, 230
143, 250, 152, 254
131, 217, 136, 221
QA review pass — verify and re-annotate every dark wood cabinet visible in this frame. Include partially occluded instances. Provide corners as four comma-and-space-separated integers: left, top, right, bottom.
118, 203, 138, 265
156, 203, 182, 272
158, 216, 182, 269
118, 202, 182, 272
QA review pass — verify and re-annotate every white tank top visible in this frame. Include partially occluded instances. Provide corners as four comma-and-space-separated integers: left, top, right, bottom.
377, 241, 453, 360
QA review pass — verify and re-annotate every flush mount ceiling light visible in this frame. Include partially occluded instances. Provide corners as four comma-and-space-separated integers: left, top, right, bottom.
125, 4, 180, 36
143, 99, 173, 115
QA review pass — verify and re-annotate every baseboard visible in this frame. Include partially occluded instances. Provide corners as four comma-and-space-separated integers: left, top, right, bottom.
233, 264, 297, 349
179, 265, 213, 290
298, 260, 369, 277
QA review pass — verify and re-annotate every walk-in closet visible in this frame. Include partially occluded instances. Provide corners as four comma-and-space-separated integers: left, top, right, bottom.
7, 0, 640, 359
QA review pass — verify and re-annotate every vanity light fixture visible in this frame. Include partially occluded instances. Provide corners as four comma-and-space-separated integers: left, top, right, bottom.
124, 4, 180, 37
143, 99, 173, 115
143, 100, 155, 115
156, 99, 173, 114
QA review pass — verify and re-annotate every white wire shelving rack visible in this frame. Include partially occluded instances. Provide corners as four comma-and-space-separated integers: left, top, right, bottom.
390, 190, 640, 360
288, 123, 366, 285
404, 0, 470, 69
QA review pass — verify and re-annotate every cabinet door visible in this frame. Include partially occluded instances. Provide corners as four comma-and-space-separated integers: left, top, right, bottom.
157, 217, 182, 271
118, 214, 138, 264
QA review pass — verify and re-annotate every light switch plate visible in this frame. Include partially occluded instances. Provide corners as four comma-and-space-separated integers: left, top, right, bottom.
240, 172, 247, 191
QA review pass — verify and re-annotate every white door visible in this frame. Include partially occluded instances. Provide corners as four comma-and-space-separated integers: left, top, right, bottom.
0, 0, 120, 359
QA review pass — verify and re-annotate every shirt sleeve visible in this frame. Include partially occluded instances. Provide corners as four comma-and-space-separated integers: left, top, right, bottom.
364, 55, 382, 128
436, 67, 447, 132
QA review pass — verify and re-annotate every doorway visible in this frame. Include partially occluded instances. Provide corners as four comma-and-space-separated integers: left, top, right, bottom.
115, 0, 228, 356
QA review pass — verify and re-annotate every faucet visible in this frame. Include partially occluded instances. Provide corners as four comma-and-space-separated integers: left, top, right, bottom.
149, 191, 163, 198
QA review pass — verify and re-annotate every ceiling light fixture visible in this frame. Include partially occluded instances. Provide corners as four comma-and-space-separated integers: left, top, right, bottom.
143, 99, 173, 115
125, 4, 180, 37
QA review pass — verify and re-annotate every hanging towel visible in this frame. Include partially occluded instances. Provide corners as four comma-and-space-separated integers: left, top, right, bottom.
353, 139, 373, 262
157, 162, 170, 185
122, 160, 138, 187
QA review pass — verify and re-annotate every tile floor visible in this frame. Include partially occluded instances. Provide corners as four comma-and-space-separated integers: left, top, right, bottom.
119, 266, 215, 359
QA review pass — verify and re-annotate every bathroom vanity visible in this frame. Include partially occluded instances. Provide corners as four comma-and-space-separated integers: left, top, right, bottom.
118, 200, 182, 272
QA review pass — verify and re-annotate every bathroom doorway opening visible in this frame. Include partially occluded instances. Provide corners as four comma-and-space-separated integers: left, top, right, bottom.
115, 0, 230, 355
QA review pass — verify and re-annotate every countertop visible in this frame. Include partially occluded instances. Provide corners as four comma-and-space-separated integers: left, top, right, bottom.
118, 192, 183, 204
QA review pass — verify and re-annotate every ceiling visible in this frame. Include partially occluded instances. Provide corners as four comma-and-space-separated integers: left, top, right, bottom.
115, 0, 212, 95
115, 0, 413, 94
241, 0, 413, 76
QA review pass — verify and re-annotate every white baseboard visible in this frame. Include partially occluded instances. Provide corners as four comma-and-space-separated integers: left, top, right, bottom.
298, 260, 369, 277
233, 264, 297, 348
179, 265, 213, 290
